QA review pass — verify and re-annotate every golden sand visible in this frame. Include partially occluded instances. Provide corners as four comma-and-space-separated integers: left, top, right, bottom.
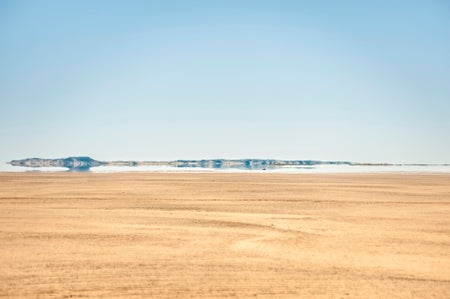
0, 172, 449, 298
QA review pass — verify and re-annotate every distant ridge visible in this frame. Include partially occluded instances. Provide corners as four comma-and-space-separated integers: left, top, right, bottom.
9, 157, 106, 171
7, 156, 411, 171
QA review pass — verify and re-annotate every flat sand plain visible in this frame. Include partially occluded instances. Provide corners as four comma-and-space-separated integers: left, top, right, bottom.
0, 172, 449, 298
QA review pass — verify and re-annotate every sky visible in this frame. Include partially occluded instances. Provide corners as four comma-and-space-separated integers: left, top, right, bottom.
1, 0, 449, 163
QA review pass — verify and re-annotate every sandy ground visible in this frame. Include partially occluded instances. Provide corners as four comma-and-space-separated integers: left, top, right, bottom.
0, 172, 449, 298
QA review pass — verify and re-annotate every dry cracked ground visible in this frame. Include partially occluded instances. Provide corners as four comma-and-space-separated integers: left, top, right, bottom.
0, 172, 449, 298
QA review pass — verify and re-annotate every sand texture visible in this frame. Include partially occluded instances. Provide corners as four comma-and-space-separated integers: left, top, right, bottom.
0, 172, 449, 298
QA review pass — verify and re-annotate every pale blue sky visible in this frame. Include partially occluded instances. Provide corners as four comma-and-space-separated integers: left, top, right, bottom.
1, 0, 449, 163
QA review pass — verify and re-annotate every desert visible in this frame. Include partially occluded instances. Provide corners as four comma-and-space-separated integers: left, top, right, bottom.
0, 172, 449, 298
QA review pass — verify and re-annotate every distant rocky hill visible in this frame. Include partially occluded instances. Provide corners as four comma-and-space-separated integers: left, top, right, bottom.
9, 157, 106, 171
9, 156, 399, 171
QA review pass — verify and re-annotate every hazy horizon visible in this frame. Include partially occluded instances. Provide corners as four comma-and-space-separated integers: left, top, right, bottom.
4, 155, 450, 166
1, 0, 450, 164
